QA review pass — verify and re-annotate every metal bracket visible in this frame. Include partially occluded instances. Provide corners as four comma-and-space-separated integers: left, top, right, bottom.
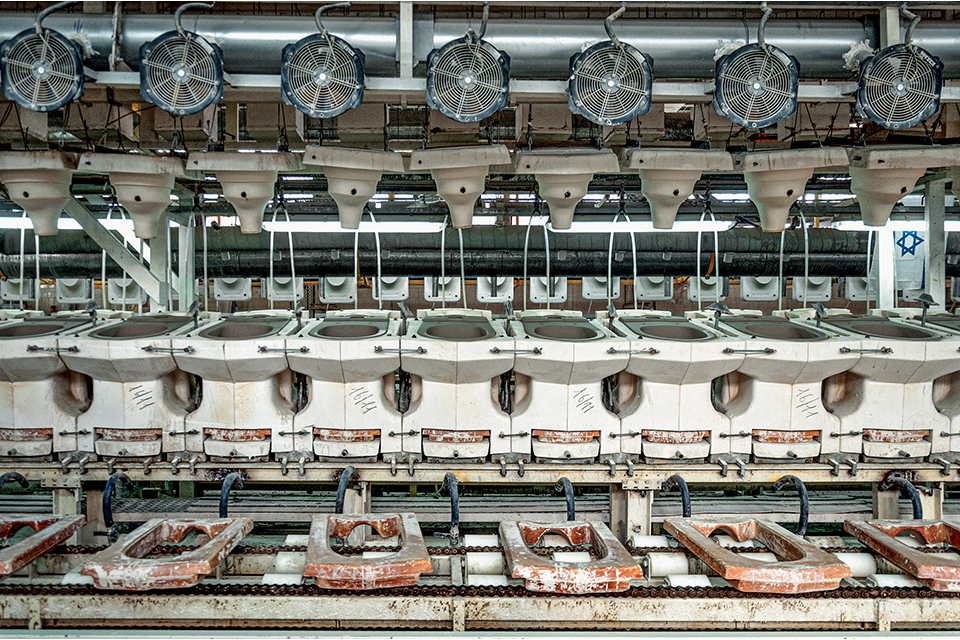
143, 346, 195, 354
723, 347, 776, 355
719, 431, 751, 439
498, 431, 529, 438
27, 345, 77, 353
278, 429, 309, 436
389, 430, 420, 437
258, 346, 309, 354
607, 347, 659, 355
830, 431, 862, 438
490, 347, 541, 355
375, 346, 426, 354
840, 346, 892, 354
609, 431, 640, 438
57, 429, 90, 436
168, 429, 199, 437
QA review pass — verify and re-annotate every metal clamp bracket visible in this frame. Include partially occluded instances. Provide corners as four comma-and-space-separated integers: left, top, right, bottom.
143, 346, 196, 354
830, 430, 862, 438
57, 429, 90, 436
278, 429, 309, 436
609, 431, 640, 438
719, 431, 751, 439
257, 346, 309, 354
388, 430, 420, 437
839, 346, 892, 354
27, 345, 77, 353
723, 347, 775, 355
375, 346, 426, 354
490, 347, 541, 355
498, 431, 530, 438
607, 347, 659, 355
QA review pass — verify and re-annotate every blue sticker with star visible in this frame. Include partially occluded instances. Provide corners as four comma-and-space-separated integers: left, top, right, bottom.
896, 230, 924, 256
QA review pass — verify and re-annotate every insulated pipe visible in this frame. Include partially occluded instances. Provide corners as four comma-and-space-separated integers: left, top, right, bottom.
773, 474, 809, 537
219, 472, 243, 518
555, 477, 575, 522
0, 14, 889, 79
103, 472, 134, 530
878, 475, 924, 520
335, 465, 356, 515
663, 474, 691, 518
0, 472, 29, 492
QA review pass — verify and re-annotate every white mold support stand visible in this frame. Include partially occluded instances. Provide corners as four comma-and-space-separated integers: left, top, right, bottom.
78, 153, 185, 239
509, 311, 629, 462
213, 278, 253, 302
302, 146, 405, 229
604, 311, 744, 462
285, 310, 406, 462
187, 152, 303, 234
513, 149, 620, 229
705, 314, 859, 462
172, 313, 301, 460
847, 145, 960, 227
819, 315, 960, 461
59, 314, 204, 460
734, 148, 849, 232
402, 309, 515, 462
407, 145, 511, 229
619, 148, 734, 229
0, 151, 78, 236
0, 316, 96, 460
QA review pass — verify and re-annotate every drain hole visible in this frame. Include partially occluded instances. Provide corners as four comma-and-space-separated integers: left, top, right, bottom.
21, 191, 28, 198
134, 195, 142, 202
673, 189, 680, 196
901, 186, 908, 194
460, 186, 467, 194
564, 191, 571, 198
240, 191, 247, 198
350, 188, 357, 195
786, 190, 794, 197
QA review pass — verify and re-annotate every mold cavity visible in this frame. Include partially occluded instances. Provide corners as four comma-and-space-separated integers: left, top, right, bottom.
0, 323, 65, 337
630, 323, 713, 341
739, 322, 826, 341
90, 322, 180, 339
527, 323, 602, 341
200, 323, 279, 339
422, 322, 490, 340
315, 323, 382, 339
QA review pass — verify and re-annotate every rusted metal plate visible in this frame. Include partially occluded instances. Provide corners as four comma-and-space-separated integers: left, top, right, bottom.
314, 428, 379, 442
531, 431, 600, 444
0, 514, 84, 578
663, 516, 851, 593
500, 520, 642, 594
204, 428, 271, 442
422, 430, 489, 443
642, 430, 708, 444
95, 428, 161, 442
0, 429, 52, 442
862, 429, 929, 443
844, 519, 960, 591
81, 517, 253, 590
752, 430, 819, 443
304, 513, 433, 590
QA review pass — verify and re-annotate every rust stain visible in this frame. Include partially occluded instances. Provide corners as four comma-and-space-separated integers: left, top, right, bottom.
845, 519, 960, 591
0, 429, 52, 442
95, 428, 162, 442
303, 513, 432, 590
81, 517, 253, 590
531, 430, 600, 444
862, 429, 930, 443
204, 428, 271, 442
314, 428, 380, 442
422, 430, 489, 444
642, 430, 709, 444
752, 430, 819, 444
500, 520, 642, 594
663, 516, 851, 594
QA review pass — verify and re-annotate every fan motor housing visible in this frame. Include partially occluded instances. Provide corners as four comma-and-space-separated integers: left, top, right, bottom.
857, 44, 942, 131
713, 43, 799, 129
426, 36, 510, 123
0, 27, 84, 112
281, 33, 365, 119
568, 41, 653, 126
139, 30, 224, 116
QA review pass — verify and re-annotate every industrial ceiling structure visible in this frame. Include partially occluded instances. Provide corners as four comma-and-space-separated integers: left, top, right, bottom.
2, 1, 960, 635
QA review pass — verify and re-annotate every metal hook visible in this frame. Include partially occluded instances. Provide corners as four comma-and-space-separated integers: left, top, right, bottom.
878, 474, 923, 520
663, 474, 691, 518
757, 1, 773, 47
219, 472, 243, 518
773, 474, 809, 537
603, 1, 627, 48
335, 466, 356, 515
900, 3, 920, 46
315, 2, 351, 38
555, 477, 576, 521
174, 2, 215, 38
35, 1, 77, 36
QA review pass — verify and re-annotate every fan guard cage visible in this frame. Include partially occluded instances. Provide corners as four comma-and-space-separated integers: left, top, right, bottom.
569, 41, 653, 126
281, 33, 364, 119
857, 44, 942, 131
139, 30, 223, 116
426, 36, 510, 123
1, 27, 83, 112
714, 43, 799, 129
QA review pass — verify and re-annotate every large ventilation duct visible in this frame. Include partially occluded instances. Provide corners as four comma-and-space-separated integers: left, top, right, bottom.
0, 14, 901, 79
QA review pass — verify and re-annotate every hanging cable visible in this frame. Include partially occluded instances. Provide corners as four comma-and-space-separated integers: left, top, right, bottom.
439, 214, 449, 308
543, 220, 552, 310
521, 197, 541, 312
606, 189, 639, 312
695, 194, 721, 311
33, 234, 40, 311
17, 210, 25, 309
266, 180, 295, 310
365, 206, 383, 311
865, 230, 874, 312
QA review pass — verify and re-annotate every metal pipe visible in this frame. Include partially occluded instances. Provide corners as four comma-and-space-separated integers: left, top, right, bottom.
0, 472, 28, 491
103, 472, 134, 530
555, 477, 575, 522
218, 472, 243, 518
432, 472, 460, 546
878, 475, 923, 520
663, 474, 691, 518
0, 13, 883, 78
335, 465, 356, 515
773, 474, 809, 537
